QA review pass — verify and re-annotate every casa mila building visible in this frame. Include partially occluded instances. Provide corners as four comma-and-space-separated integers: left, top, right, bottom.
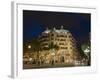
38, 26, 82, 65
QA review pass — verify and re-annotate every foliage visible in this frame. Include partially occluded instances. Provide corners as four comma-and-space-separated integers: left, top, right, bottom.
31, 39, 41, 52
48, 42, 59, 50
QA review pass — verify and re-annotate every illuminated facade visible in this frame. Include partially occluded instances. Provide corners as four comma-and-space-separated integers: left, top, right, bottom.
38, 26, 80, 64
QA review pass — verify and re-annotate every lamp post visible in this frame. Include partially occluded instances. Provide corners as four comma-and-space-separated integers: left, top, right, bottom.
28, 45, 31, 49
27, 44, 32, 64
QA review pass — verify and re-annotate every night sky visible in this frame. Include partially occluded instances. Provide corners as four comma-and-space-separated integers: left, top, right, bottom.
23, 10, 91, 43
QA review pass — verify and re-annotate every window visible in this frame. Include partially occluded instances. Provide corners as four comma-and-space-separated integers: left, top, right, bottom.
65, 35, 67, 38
61, 47, 68, 49
60, 39, 66, 41
65, 47, 68, 49
70, 47, 72, 49
59, 43, 64, 45
51, 34, 54, 36
57, 35, 65, 37
69, 35, 71, 38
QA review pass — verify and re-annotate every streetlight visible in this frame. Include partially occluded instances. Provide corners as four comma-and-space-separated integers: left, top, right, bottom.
27, 45, 32, 54
28, 45, 31, 49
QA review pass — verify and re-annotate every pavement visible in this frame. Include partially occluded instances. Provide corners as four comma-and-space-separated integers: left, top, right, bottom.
23, 63, 75, 69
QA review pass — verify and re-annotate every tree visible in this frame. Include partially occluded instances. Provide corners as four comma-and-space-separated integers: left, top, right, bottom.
31, 39, 41, 52
31, 39, 42, 64
48, 42, 59, 51
81, 41, 91, 65
48, 42, 59, 65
